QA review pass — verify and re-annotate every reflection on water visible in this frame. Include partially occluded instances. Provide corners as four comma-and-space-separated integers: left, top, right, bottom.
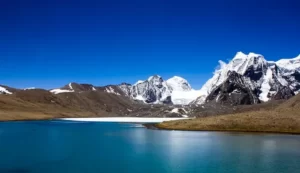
0, 121, 299, 173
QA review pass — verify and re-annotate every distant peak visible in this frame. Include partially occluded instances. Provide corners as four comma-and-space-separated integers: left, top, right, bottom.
233, 51, 247, 59
236, 51, 246, 55
120, 82, 131, 86
233, 52, 262, 60
169, 76, 185, 80
248, 52, 263, 57
148, 75, 162, 81
166, 76, 192, 91
277, 54, 300, 63
134, 80, 144, 85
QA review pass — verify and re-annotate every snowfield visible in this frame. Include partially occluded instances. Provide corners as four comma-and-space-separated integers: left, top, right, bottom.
60, 117, 191, 123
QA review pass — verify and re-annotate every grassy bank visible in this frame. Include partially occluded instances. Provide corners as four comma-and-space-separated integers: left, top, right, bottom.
156, 110, 300, 134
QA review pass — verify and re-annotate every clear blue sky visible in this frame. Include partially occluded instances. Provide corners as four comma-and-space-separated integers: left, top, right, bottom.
1, 0, 299, 89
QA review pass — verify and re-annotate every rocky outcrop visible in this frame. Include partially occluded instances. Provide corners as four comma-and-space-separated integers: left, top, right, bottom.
205, 71, 260, 105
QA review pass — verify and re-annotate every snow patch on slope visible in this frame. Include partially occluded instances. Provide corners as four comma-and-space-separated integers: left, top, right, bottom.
105, 87, 121, 95
68, 83, 73, 90
259, 68, 272, 102
50, 89, 74, 94
0, 86, 12, 94
171, 89, 202, 105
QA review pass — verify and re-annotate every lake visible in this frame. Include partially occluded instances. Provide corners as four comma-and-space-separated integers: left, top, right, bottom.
0, 120, 299, 173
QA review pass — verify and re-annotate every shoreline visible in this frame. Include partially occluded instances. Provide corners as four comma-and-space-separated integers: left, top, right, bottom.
1, 115, 299, 135
148, 123, 300, 135
0, 117, 190, 123
152, 110, 300, 135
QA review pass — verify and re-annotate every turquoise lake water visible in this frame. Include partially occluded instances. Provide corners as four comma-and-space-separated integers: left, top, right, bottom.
0, 120, 299, 173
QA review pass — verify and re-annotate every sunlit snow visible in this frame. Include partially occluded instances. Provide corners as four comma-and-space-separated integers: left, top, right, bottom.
0, 86, 12, 94
60, 117, 190, 123
50, 89, 74, 94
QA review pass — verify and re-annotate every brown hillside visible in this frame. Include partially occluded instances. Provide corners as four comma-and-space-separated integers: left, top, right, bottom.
0, 89, 139, 121
276, 93, 300, 111
157, 94, 300, 134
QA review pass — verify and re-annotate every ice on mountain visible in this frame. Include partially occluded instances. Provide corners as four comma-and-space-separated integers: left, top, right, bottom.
167, 76, 192, 92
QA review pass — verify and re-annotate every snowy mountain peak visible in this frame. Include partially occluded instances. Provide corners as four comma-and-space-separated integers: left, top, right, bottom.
195, 52, 288, 105
276, 54, 300, 72
129, 75, 201, 105
233, 51, 263, 60
233, 51, 247, 59
166, 76, 192, 92
230, 52, 266, 75
147, 75, 164, 88
134, 80, 144, 85
275, 54, 300, 94
199, 52, 267, 98
165, 76, 201, 105
131, 75, 172, 104
148, 75, 161, 81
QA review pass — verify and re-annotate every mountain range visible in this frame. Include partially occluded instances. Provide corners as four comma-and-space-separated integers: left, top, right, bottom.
2, 52, 300, 105
0, 52, 299, 120
49, 52, 300, 105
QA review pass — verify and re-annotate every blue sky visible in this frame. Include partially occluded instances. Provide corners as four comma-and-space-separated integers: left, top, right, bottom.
1, 0, 299, 89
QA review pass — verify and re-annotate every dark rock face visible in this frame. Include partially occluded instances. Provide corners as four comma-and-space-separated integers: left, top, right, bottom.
271, 86, 295, 100
161, 96, 172, 104
205, 68, 295, 105
244, 60, 268, 82
282, 71, 300, 93
206, 71, 260, 105
145, 89, 158, 103
293, 71, 300, 81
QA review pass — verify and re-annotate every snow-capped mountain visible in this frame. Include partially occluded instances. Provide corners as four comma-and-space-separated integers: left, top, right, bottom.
167, 76, 192, 92
31, 52, 300, 106
275, 55, 300, 94
125, 75, 201, 105
131, 75, 172, 104
166, 76, 201, 105
193, 52, 298, 105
